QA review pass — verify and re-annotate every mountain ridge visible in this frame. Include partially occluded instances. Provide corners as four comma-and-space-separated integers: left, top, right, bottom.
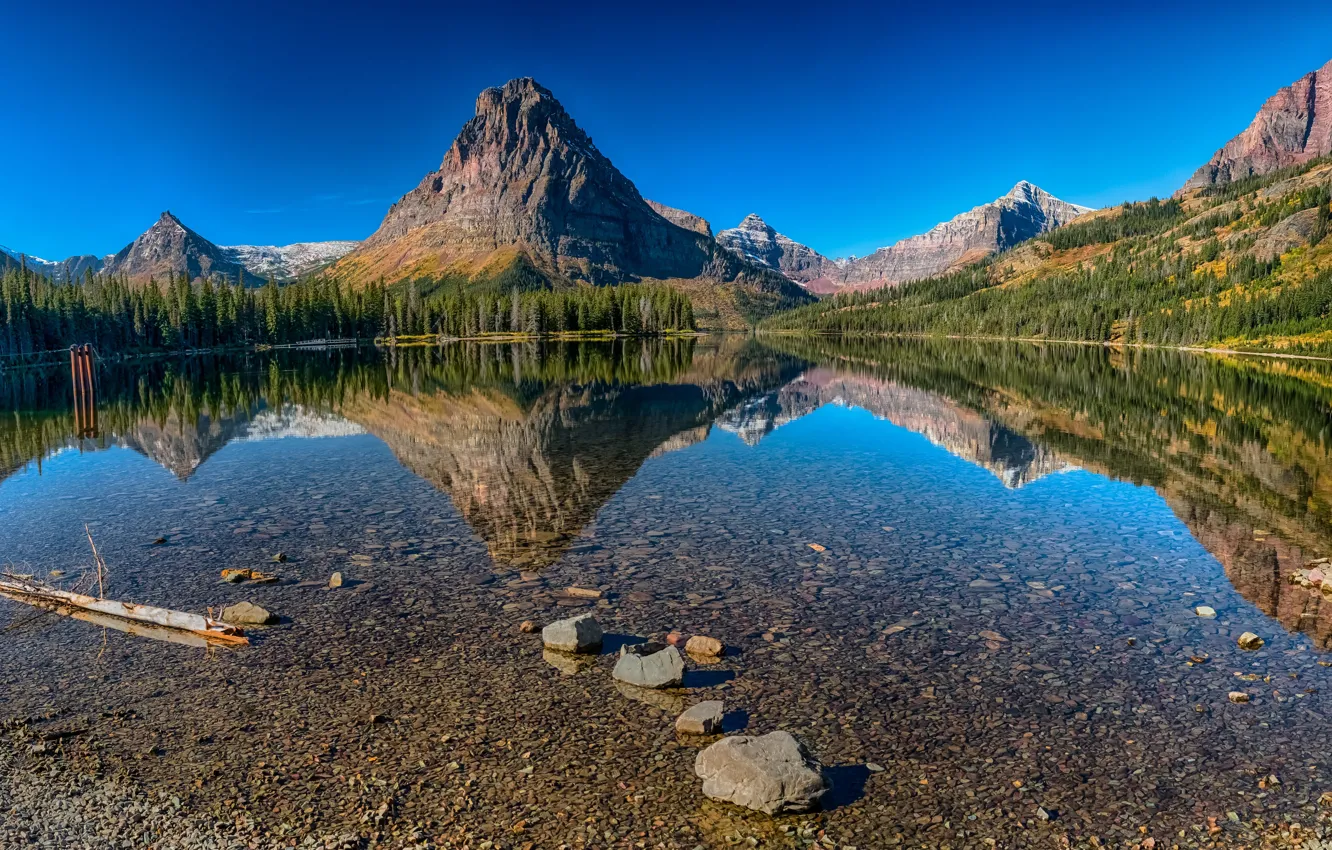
4, 215, 358, 283
718, 182, 1091, 294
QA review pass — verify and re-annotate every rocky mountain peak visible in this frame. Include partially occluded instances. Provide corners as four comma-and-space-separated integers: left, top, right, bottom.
1005, 181, 1041, 202
339, 77, 813, 322
828, 183, 1091, 291
1183, 57, 1332, 190
716, 215, 837, 292
100, 212, 244, 283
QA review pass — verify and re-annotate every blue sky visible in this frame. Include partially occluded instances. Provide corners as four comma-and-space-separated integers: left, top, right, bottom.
5, 1, 1331, 261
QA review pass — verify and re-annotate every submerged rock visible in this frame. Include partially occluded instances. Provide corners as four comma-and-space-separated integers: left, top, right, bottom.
542, 649, 596, 676
616, 680, 686, 713
1238, 632, 1264, 650
541, 613, 602, 653
694, 731, 827, 814
612, 643, 684, 689
685, 635, 724, 658
676, 700, 724, 735
221, 601, 277, 626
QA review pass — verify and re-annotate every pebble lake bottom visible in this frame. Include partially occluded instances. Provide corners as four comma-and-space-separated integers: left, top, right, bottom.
2, 336, 1332, 848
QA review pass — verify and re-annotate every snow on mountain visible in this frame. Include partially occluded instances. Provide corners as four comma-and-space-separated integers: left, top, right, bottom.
223, 241, 360, 281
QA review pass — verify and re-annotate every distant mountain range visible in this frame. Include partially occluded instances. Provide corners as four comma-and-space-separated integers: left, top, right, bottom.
715, 182, 1092, 294
1, 213, 356, 283
6, 56, 1332, 330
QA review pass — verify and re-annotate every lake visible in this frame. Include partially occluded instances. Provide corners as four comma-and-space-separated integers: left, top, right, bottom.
2, 336, 1331, 848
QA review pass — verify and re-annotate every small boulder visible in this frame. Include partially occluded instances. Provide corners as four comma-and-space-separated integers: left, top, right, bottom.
1195, 606, 1217, 618
221, 601, 277, 626
694, 731, 828, 814
612, 643, 684, 689
329, 572, 344, 589
541, 613, 602, 653
676, 700, 724, 735
519, 620, 538, 634
1228, 691, 1251, 704
685, 635, 724, 658
666, 631, 687, 648
1238, 632, 1264, 650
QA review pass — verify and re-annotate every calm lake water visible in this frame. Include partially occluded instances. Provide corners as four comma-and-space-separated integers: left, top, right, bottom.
2, 337, 1332, 848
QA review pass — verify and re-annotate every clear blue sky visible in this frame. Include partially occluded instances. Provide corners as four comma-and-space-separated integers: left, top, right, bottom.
5, 0, 1331, 261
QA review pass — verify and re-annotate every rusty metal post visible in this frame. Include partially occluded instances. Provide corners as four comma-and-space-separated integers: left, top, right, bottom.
70, 345, 84, 437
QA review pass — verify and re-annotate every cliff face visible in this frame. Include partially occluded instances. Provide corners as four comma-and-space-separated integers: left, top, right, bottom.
1184, 58, 1332, 191
646, 201, 712, 238
832, 182, 1091, 289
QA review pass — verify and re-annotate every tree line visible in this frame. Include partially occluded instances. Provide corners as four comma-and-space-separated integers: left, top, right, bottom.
0, 264, 695, 359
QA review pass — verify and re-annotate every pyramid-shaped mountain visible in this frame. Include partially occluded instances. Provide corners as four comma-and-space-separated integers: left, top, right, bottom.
333, 78, 811, 323
101, 211, 250, 282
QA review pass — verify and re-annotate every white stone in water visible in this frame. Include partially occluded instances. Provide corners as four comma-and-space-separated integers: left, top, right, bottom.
541, 613, 602, 653
694, 731, 828, 814
1195, 606, 1216, 618
676, 700, 724, 735
612, 643, 684, 689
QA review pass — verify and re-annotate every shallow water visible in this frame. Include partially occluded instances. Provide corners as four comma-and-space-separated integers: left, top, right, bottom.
2, 337, 1332, 847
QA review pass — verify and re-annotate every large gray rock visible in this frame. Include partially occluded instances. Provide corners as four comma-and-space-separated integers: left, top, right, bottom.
611, 643, 684, 689
541, 613, 602, 653
694, 731, 828, 814
221, 601, 277, 626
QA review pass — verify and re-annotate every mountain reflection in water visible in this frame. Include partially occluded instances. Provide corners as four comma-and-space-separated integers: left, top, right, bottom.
2, 336, 1331, 645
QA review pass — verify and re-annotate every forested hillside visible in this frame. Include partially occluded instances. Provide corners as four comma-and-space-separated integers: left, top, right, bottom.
763, 159, 1332, 355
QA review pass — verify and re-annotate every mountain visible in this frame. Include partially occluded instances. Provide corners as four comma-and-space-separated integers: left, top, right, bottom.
1183, 57, 1332, 191
332, 77, 812, 327
831, 182, 1091, 290
1, 246, 108, 282
721, 183, 1089, 295
3, 216, 359, 284
100, 211, 250, 282
765, 154, 1332, 355
716, 214, 841, 293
